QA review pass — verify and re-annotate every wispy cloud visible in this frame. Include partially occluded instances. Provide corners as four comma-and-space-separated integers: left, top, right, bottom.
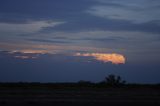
0, 42, 120, 55
27, 38, 71, 44
0, 20, 65, 34
87, 0, 160, 24
14, 55, 37, 59
9, 49, 50, 54
9, 49, 50, 59
38, 30, 159, 47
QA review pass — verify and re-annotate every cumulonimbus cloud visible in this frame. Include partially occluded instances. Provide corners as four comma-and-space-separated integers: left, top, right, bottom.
75, 53, 125, 64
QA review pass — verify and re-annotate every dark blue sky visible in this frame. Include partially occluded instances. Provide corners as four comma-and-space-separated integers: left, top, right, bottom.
0, 0, 160, 83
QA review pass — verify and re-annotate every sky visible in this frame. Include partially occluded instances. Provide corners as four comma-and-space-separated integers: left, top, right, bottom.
0, 0, 160, 83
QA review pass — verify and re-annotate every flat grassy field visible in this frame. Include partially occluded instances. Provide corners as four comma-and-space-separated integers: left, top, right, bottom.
0, 83, 160, 106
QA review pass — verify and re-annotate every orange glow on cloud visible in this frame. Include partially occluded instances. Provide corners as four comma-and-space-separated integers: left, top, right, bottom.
0, 42, 126, 61
9, 50, 50, 59
75, 53, 125, 64
10, 49, 50, 54
14, 56, 37, 59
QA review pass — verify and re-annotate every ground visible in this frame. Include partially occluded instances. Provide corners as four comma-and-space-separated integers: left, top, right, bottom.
0, 83, 160, 106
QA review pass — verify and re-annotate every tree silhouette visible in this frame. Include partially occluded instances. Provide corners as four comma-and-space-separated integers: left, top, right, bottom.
105, 74, 126, 86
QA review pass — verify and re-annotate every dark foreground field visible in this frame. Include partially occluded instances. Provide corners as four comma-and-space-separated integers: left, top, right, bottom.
0, 83, 160, 106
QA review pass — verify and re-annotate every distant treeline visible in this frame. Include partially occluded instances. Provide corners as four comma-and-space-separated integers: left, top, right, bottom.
0, 75, 160, 89
0, 83, 160, 89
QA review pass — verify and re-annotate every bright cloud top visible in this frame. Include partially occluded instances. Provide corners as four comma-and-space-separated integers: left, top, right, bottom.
75, 53, 125, 64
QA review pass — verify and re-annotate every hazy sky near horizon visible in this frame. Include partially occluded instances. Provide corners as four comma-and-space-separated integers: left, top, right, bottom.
0, 0, 160, 83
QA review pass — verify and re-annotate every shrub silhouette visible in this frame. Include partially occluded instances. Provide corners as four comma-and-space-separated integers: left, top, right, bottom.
105, 74, 126, 86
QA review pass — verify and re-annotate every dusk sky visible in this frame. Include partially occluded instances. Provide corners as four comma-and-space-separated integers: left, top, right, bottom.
0, 0, 160, 83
